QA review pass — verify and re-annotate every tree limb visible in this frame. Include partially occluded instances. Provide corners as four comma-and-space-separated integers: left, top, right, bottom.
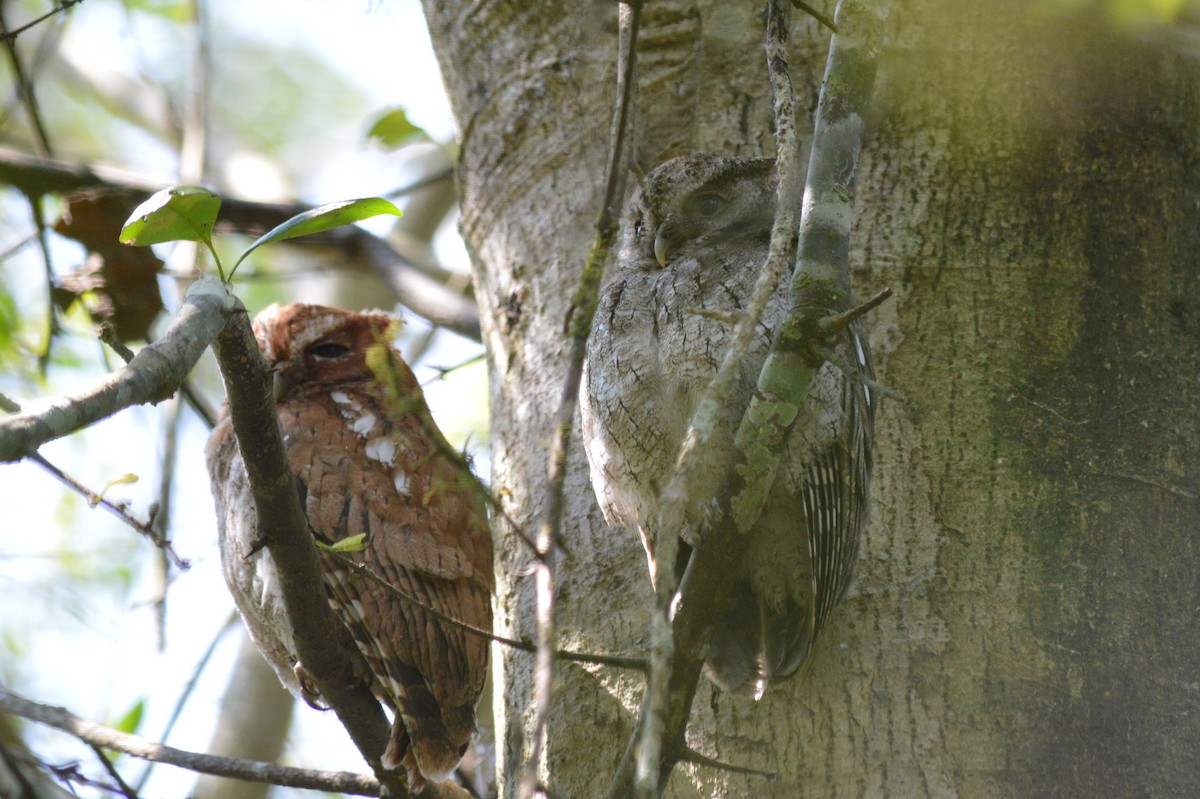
0, 685, 381, 796
0, 146, 482, 341
0, 279, 235, 462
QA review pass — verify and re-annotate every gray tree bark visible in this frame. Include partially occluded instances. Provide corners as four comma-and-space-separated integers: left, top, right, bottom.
421, 1, 1200, 796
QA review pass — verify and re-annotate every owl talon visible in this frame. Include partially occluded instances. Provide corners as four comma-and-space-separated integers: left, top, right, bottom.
246, 535, 267, 557
294, 664, 326, 709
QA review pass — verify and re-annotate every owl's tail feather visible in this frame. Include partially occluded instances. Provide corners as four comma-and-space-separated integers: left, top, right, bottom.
381, 661, 469, 787
702, 581, 815, 695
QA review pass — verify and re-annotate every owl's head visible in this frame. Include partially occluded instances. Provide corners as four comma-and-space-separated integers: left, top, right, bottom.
252, 303, 401, 399
623, 155, 777, 270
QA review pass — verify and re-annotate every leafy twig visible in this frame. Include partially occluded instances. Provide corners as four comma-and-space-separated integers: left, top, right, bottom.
0, 146, 481, 340
29, 452, 189, 569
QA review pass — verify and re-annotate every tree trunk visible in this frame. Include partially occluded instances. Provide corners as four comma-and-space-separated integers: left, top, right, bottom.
193, 632, 295, 799
422, 1, 1200, 796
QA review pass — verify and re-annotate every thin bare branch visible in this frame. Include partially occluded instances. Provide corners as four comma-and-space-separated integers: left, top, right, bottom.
330, 551, 647, 672
0, 685, 381, 796
134, 613, 239, 793
792, 0, 838, 32
0, 391, 189, 566
419, 353, 486, 387
86, 745, 138, 799
385, 166, 454, 200
179, 0, 209, 185
522, 4, 642, 797
97, 325, 136, 363
0, 0, 82, 43
150, 394, 184, 647
0, 6, 55, 155
678, 746, 776, 779
28, 195, 59, 373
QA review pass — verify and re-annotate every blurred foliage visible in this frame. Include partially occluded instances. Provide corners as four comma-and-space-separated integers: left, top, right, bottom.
0, 287, 20, 368
366, 106, 428, 149
1037, 0, 1199, 26
208, 38, 370, 169
112, 699, 145, 737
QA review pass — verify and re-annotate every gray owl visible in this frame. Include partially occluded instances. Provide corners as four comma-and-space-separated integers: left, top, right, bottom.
580, 154, 874, 695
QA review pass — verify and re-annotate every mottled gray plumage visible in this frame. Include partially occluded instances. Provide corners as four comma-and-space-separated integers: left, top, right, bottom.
580, 154, 874, 694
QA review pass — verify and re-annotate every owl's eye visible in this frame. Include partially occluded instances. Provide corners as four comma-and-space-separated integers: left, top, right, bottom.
688, 192, 727, 218
308, 342, 352, 361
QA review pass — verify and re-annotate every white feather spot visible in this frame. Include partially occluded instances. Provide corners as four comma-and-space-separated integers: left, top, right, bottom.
351, 413, 378, 436
393, 471, 412, 498
365, 437, 396, 466
330, 391, 352, 405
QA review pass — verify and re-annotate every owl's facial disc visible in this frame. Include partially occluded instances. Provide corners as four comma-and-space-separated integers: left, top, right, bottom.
652, 190, 732, 267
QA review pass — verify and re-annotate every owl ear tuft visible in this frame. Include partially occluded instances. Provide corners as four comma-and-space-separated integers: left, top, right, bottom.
366, 312, 403, 342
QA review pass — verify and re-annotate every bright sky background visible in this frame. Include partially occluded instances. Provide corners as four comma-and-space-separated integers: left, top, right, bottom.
0, 1, 486, 796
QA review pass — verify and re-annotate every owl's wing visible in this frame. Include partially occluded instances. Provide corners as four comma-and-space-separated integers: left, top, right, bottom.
711, 329, 875, 693
281, 390, 492, 782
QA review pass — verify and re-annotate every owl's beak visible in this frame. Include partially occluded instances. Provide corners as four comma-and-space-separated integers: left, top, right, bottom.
271, 368, 287, 403
654, 231, 677, 268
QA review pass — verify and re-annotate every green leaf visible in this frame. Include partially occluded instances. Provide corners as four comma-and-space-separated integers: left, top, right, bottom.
100, 698, 145, 763
229, 197, 402, 276
93, 473, 139, 506
365, 106, 426, 149
119, 186, 221, 247
315, 534, 366, 553
115, 699, 145, 735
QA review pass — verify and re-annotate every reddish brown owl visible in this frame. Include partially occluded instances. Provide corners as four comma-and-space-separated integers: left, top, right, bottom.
206, 303, 493, 793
